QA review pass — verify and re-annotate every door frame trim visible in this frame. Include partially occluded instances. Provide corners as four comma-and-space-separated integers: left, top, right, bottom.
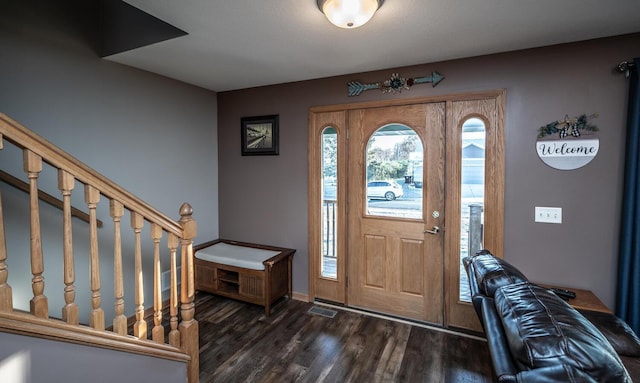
309, 90, 506, 113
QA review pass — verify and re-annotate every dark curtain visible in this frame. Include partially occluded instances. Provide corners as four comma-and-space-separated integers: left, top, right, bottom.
617, 57, 640, 333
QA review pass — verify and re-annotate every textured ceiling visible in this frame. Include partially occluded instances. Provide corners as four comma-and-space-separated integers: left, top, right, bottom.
106, 0, 640, 92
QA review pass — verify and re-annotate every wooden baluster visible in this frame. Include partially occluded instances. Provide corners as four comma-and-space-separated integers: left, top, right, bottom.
85, 184, 104, 330
151, 223, 164, 343
131, 211, 147, 339
110, 200, 127, 335
24, 150, 48, 318
178, 203, 198, 383
0, 191, 13, 312
167, 233, 180, 347
0, 136, 8, 312
59, 170, 78, 325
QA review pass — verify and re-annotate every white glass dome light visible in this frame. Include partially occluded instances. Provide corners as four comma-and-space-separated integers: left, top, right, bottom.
317, 0, 385, 29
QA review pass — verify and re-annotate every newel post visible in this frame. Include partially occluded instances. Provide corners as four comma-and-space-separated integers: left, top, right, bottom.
179, 203, 198, 383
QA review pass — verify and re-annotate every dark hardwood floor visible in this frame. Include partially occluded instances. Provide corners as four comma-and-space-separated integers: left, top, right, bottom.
195, 293, 496, 382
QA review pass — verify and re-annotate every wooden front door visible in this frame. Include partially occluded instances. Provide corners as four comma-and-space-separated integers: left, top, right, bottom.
309, 91, 504, 330
347, 103, 446, 324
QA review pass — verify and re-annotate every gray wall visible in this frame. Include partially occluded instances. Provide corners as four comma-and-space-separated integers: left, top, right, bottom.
218, 33, 640, 309
0, 2, 218, 323
0, 332, 187, 383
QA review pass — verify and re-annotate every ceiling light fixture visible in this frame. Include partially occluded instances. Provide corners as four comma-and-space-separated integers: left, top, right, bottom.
317, 0, 384, 29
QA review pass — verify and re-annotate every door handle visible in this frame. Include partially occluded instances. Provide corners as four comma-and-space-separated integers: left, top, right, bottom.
424, 226, 440, 235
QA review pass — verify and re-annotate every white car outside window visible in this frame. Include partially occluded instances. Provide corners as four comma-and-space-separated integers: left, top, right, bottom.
367, 180, 404, 201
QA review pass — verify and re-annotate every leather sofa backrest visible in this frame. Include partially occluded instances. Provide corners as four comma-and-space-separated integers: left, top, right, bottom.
495, 282, 631, 383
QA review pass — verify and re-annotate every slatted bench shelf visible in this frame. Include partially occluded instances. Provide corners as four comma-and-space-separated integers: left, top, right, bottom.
193, 239, 296, 316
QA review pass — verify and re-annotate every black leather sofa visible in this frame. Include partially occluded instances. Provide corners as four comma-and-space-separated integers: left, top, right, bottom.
464, 250, 640, 382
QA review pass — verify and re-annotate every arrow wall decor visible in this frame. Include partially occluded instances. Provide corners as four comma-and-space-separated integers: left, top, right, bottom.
347, 71, 444, 97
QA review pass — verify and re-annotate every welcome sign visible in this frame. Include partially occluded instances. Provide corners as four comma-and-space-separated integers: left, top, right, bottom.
536, 139, 599, 170
536, 114, 599, 170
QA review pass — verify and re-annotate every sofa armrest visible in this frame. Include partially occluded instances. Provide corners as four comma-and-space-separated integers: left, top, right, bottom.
479, 295, 518, 382
463, 257, 482, 296
463, 257, 484, 320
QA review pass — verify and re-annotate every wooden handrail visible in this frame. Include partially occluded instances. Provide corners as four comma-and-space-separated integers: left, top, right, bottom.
0, 113, 181, 236
0, 169, 102, 227
0, 310, 190, 362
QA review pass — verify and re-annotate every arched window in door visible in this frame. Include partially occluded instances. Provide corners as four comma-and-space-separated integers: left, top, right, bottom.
365, 124, 423, 220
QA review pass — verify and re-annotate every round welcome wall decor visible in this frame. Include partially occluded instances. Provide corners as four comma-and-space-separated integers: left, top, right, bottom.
535, 114, 599, 170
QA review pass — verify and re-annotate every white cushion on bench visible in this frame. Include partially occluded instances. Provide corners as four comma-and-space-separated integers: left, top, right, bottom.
195, 242, 280, 271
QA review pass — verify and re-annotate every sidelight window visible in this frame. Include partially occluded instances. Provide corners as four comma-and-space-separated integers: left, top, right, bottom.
459, 118, 486, 301
321, 127, 338, 278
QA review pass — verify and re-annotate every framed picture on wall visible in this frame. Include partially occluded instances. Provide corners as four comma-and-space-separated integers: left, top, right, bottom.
241, 114, 279, 156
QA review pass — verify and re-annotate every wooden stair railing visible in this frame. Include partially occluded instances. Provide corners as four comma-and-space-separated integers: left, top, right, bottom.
0, 169, 102, 227
0, 113, 199, 383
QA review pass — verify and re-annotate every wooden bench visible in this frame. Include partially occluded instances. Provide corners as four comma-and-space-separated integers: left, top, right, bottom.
193, 239, 295, 316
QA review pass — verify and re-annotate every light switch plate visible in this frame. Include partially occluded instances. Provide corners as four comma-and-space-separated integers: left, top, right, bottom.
535, 207, 562, 224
